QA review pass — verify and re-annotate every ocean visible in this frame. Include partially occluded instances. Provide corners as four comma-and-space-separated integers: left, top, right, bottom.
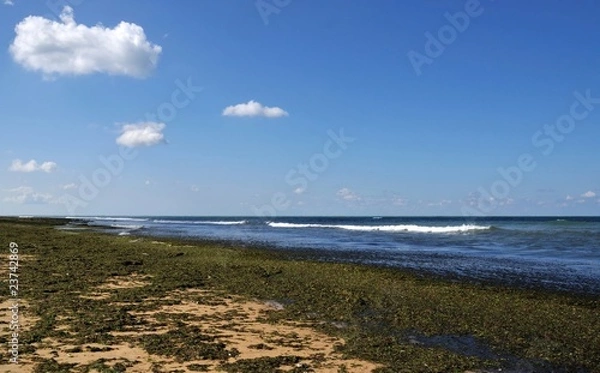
64, 216, 600, 295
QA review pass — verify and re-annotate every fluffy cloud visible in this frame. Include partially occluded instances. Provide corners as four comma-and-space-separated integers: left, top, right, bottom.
9, 6, 161, 79
3, 186, 54, 204
581, 191, 596, 198
337, 188, 361, 201
222, 100, 288, 118
4, 0, 14, 5
9, 159, 57, 173
116, 122, 166, 147
62, 183, 77, 190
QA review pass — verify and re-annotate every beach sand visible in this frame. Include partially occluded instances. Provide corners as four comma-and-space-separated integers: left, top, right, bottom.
5, 274, 379, 372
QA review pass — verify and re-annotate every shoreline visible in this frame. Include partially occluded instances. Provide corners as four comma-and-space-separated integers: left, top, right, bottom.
75, 219, 600, 298
0, 217, 599, 372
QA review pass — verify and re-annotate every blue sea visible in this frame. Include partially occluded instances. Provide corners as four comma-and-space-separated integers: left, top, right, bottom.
64, 216, 600, 295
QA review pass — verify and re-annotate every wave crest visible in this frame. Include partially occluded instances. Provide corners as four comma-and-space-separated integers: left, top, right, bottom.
109, 224, 144, 230
67, 216, 148, 222
267, 222, 490, 233
152, 219, 247, 225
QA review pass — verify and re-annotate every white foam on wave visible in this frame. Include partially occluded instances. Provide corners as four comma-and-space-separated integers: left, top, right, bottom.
195, 220, 247, 225
267, 222, 490, 233
95, 217, 148, 222
152, 219, 247, 225
66, 216, 148, 222
109, 224, 144, 230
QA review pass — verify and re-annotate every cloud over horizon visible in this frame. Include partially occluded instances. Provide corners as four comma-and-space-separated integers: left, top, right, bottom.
222, 100, 289, 118
3, 186, 55, 204
9, 159, 57, 173
9, 6, 162, 79
116, 122, 166, 147
337, 187, 361, 201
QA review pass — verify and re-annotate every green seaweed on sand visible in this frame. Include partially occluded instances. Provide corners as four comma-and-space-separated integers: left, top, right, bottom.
139, 325, 240, 362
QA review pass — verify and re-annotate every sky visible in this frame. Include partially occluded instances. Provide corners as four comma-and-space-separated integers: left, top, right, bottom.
1, 0, 599, 217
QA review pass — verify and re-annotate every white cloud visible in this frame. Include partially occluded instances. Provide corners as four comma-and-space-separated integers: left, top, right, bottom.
581, 191, 596, 198
145, 180, 152, 186
9, 159, 57, 173
116, 122, 166, 147
336, 188, 361, 201
190, 185, 199, 192
566, 195, 574, 201
62, 183, 77, 190
222, 100, 288, 118
392, 197, 407, 206
294, 187, 305, 195
3, 186, 54, 204
9, 6, 161, 79
4, 0, 14, 5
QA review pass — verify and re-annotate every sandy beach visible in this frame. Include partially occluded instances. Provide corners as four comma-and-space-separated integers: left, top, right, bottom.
1, 218, 599, 372
1, 278, 379, 373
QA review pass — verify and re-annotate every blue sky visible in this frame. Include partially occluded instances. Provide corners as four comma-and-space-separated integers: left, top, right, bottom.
1, 0, 599, 216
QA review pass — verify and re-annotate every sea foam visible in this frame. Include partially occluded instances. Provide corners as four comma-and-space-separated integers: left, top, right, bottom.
267, 222, 490, 233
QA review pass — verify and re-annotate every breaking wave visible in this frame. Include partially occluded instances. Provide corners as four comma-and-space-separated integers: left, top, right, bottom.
266, 222, 491, 233
152, 219, 247, 225
67, 216, 149, 222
